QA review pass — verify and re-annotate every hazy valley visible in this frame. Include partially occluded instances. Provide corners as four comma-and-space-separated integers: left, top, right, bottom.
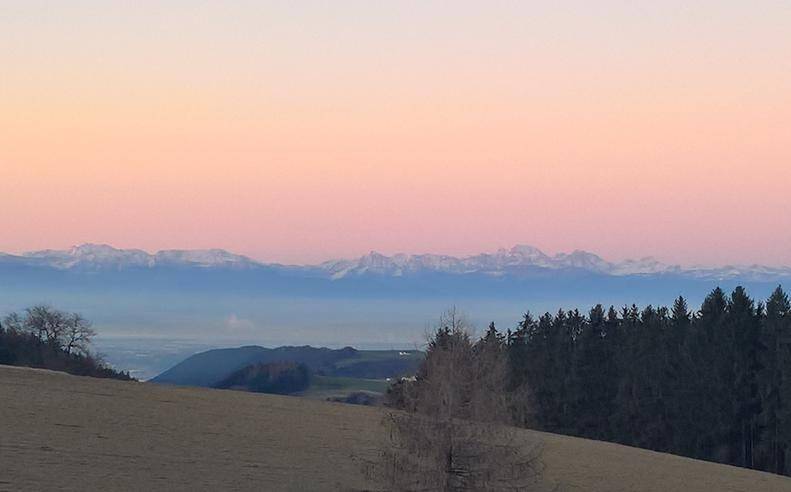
4, 244, 791, 379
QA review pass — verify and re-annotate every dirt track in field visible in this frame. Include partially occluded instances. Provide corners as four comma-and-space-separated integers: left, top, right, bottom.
1, 365, 790, 491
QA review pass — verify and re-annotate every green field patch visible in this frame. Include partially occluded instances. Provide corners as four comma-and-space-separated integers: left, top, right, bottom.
331, 350, 424, 369
301, 375, 390, 400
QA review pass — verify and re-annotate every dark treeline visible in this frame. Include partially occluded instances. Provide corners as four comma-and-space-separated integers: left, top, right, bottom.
0, 305, 132, 381
389, 286, 791, 477
512, 285, 791, 475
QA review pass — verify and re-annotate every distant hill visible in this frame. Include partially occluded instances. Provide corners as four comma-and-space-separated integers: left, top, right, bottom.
151, 345, 423, 387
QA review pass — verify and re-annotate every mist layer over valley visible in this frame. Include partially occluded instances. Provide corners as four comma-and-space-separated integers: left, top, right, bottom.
2, 243, 789, 379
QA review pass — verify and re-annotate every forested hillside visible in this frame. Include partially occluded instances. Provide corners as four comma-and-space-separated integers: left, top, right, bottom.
214, 361, 312, 394
390, 286, 791, 477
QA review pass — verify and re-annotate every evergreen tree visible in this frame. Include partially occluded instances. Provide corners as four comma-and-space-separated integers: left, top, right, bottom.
694, 287, 730, 461
531, 312, 556, 428
569, 304, 611, 440
778, 291, 791, 475
638, 305, 672, 451
551, 309, 575, 431
759, 286, 791, 473
668, 296, 695, 455
612, 305, 641, 446
727, 287, 764, 468
507, 313, 535, 426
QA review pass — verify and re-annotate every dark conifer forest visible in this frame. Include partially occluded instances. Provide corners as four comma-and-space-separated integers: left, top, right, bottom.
389, 286, 791, 477
214, 361, 312, 394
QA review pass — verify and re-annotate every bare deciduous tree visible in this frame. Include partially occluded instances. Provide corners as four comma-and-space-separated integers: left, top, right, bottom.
23, 305, 68, 344
1, 312, 24, 333
3, 305, 96, 355
63, 313, 96, 355
368, 308, 543, 491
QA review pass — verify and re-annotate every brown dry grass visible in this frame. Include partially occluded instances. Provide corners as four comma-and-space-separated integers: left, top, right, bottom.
1, 365, 790, 491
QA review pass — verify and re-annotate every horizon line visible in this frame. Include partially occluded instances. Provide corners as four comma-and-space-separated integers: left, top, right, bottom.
4, 242, 791, 270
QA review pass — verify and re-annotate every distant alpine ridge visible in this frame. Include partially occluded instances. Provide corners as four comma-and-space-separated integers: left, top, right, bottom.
5, 244, 258, 270
2, 243, 791, 281
318, 245, 671, 278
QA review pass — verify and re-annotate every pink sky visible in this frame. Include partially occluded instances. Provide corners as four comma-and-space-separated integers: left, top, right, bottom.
1, 2, 790, 265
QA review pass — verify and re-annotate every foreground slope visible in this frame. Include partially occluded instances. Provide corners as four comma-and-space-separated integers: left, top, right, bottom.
1, 366, 789, 491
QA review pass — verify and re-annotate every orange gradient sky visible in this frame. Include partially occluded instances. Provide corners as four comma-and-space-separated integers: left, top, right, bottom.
1, 2, 790, 265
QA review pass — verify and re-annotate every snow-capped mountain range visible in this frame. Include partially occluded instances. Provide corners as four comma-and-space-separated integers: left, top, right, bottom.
318, 246, 791, 281
2, 243, 791, 282
318, 245, 670, 278
13, 244, 258, 270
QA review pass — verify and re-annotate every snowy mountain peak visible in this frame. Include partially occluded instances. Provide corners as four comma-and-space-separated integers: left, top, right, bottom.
611, 257, 680, 275
72, 243, 134, 255
552, 250, 611, 272
508, 244, 549, 259
359, 251, 390, 264
154, 249, 256, 268
24, 244, 153, 270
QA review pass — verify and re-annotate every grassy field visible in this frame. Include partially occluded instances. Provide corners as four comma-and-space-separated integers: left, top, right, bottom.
301, 375, 389, 400
329, 349, 424, 369
2, 365, 790, 491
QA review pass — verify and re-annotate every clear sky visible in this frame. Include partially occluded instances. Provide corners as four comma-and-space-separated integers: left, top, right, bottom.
2, 1, 789, 265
